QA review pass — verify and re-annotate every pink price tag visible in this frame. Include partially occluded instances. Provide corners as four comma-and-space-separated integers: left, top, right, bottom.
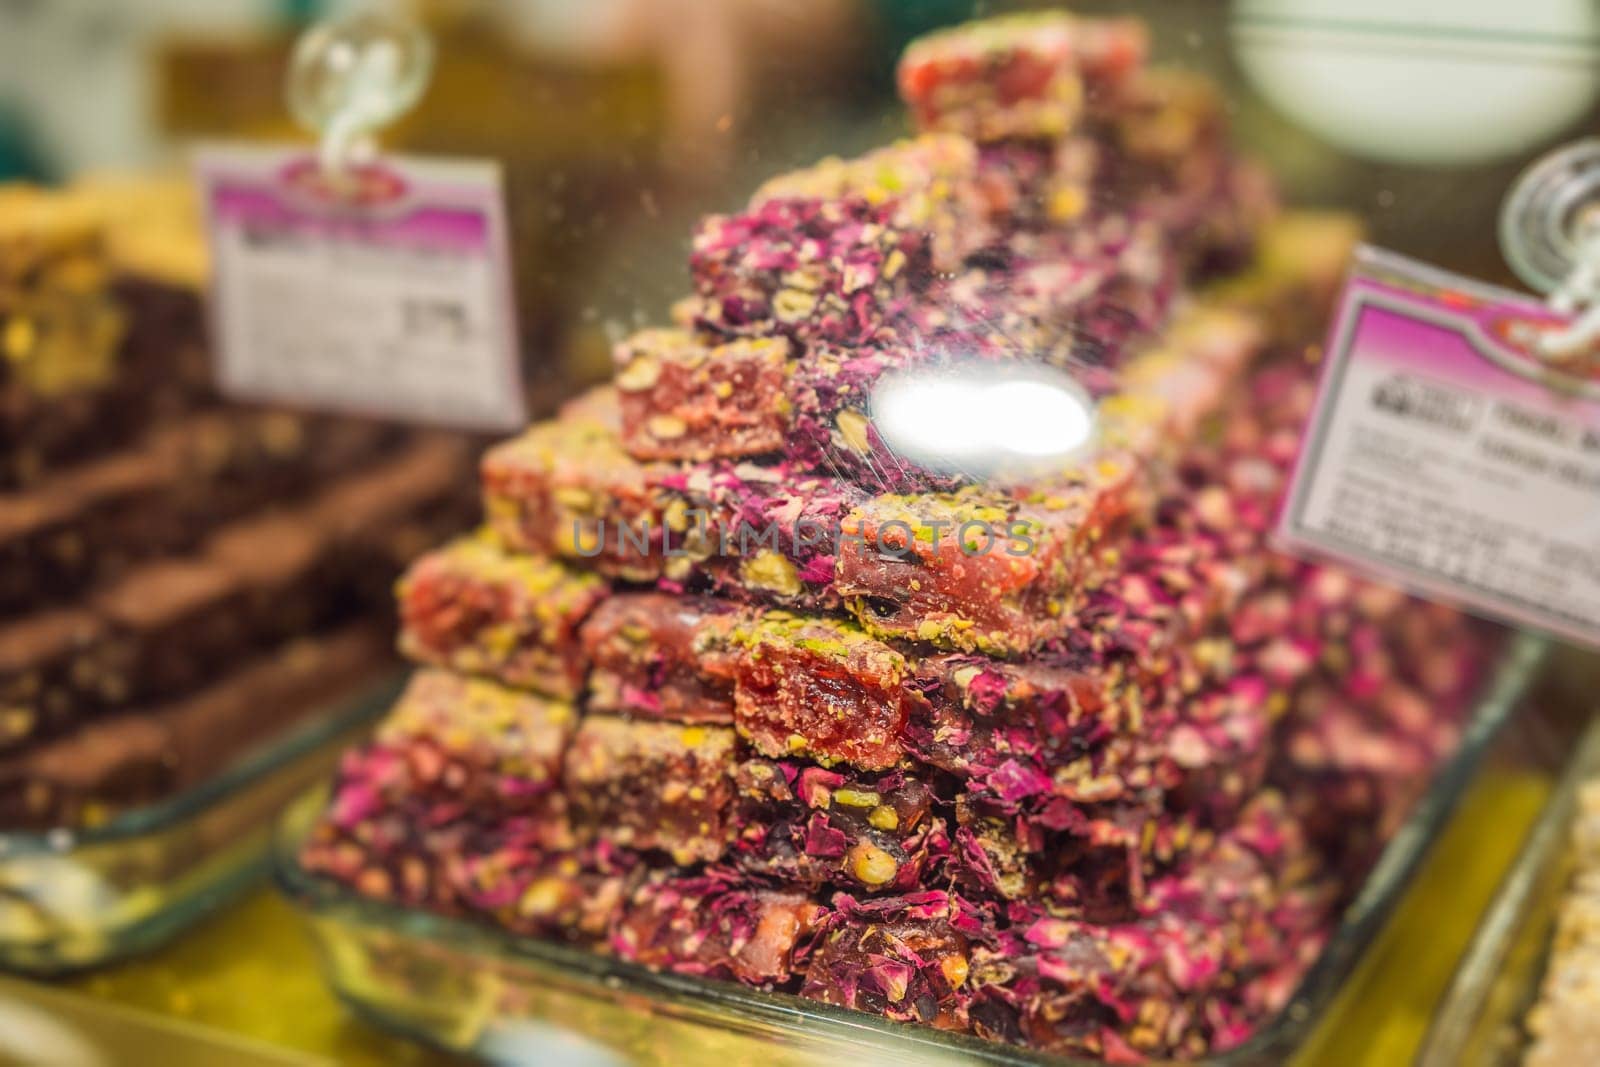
1278, 246, 1600, 648
196, 145, 525, 431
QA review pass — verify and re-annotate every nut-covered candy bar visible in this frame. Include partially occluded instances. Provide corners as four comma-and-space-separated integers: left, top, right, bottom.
613, 329, 790, 461
689, 196, 927, 347
579, 593, 744, 723
897, 13, 1148, 142
613, 869, 826, 986
800, 890, 993, 1028
731, 760, 951, 894
563, 716, 739, 864
0, 439, 468, 755
396, 532, 607, 699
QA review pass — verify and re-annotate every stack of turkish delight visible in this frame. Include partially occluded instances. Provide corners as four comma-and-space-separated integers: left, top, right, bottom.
301, 13, 1490, 1060
0, 181, 477, 830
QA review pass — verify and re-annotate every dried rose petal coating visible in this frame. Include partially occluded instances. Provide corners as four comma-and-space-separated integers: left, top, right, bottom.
1090, 69, 1230, 237
396, 533, 607, 698
690, 196, 927, 347
563, 716, 739, 864
965, 792, 1334, 1059
727, 611, 917, 771
898, 13, 1147, 142
613, 869, 826, 985
752, 134, 991, 270
458, 844, 638, 943
801, 890, 992, 1027
731, 760, 951, 894
578, 593, 745, 724
302, 673, 584, 908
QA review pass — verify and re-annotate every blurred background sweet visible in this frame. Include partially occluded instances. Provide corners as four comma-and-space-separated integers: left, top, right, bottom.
6, 1, 1599, 399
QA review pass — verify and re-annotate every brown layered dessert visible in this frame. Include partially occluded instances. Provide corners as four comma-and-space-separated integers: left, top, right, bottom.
0, 182, 480, 831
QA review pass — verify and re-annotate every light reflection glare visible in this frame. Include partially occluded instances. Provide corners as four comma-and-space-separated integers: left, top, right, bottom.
982, 380, 1095, 456
869, 364, 1096, 476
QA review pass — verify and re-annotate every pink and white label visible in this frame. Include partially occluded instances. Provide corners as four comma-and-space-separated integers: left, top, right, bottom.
1279, 246, 1600, 648
196, 145, 525, 431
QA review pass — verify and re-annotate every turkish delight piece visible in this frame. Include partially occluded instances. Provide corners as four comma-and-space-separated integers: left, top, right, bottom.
578, 593, 746, 723
896, 210, 1169, 354
306, 750, 586, 916
800, 890, 991, 1029
377, 669, 577, 796
481, 396, 673, 582
731, 760, 951, 894
969, 138, 1100, 230
563, 716, 739, 864
727, 612, 917, 771
322, 672, 579, 855
2, 407, 401, 611
836, 472, 1137, 656
613, 869, 826, 986
907, 652, 1145, 778
613, 329, 791, 461
689, 196, 927, 347
303, 670, 584, 909
483, 397, 868, 602
396, 532, 607, 698
752, 134, 991, 270
897, 12, 1147, 142
940, 632, 1282, 910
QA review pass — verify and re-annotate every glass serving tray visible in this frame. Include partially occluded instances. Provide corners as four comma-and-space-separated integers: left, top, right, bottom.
274, 636, 1548, 1066
0, 675, 403, 976
1417, 684, 1600, 1067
